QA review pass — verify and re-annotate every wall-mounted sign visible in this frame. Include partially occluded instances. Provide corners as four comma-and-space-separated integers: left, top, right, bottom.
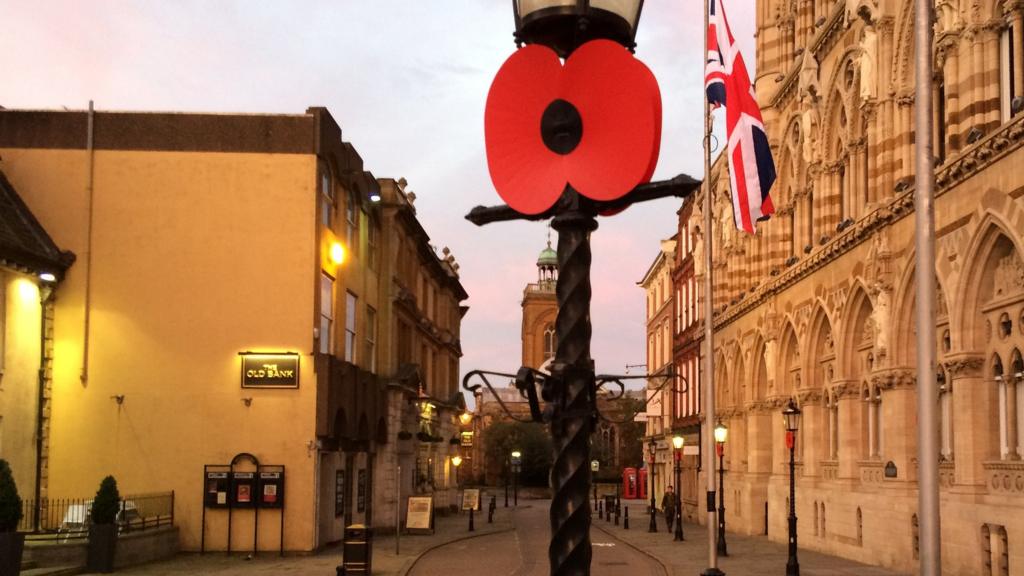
357, 469, 367, 513
240, 353, 300, 388
335, 471, 346, 517
460, 431, 474, 447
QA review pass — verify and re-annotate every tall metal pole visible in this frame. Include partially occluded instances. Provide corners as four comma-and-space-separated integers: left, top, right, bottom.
786, 437, 799, 576
649, 448, 658, 532
914, 0, 941, 573
702, 1, 723, 574
548, 201, 597, 576
717, 448, 728, 556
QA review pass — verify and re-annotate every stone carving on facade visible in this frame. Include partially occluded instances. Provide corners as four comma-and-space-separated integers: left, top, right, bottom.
870, 288, 892, 360
798, 51, 821, 100
943, 355, 986, 379
830, 380, 861, 399
794, 302, 812, 336
846, 0, 878, 27
800, 94, 822, 164
826, 285, 849, 322
872, 369, 916, 391
797, 389, 823, 405
994, 252, 1024, 299
859, 24, 879, 101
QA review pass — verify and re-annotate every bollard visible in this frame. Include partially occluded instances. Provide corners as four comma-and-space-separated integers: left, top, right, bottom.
614, 505, 620, 526
488, 500, 495, 524
598, 500, 603, 519
624, 506, 629, 530
469, 507, 475, 532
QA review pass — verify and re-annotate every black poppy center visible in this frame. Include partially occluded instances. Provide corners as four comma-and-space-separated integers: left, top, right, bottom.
540, 99, 583, 155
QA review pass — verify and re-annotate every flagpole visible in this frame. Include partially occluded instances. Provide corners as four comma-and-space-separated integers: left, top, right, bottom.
701, 1, 723, 574
913, 0, 941, 573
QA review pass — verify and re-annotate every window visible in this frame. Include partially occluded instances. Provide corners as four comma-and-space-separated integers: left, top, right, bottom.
346, 188, 358, 254
365, 306, 377, 372
398, 321, 412, 364
543, 324, 555, 360
1001, 21, 1021, 121
320, 166, 334, 228
345, 291, 357, 363
320, 273, 334, 354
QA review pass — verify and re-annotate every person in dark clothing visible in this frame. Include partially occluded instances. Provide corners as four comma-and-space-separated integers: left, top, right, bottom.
661, 485, 676, 532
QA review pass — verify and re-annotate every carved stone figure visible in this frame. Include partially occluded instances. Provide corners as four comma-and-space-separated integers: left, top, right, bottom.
764, 339, 778, 388
871, 289, 891, 357
846, 0, 878, 27
798, 52, 821, 100
859, 24, 878, 100
801, 94, 821, 164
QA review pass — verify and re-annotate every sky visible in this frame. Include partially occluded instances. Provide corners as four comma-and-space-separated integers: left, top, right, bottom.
0, 0, 757, 398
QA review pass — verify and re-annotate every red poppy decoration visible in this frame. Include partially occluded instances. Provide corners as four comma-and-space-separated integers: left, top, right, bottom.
485, 40, 662, 215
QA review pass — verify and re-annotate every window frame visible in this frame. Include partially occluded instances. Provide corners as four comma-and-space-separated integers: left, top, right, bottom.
345, 291, 357, 363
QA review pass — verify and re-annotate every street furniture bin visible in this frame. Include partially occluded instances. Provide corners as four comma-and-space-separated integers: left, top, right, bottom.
340, 524, 372, 575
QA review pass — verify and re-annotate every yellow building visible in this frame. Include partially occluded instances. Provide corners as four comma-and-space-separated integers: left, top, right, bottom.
0, 106, 468, 552
662, 1, 1024, 573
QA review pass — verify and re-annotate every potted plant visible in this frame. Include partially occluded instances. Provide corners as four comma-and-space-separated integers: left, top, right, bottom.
0, 459, 24, 576
87, 476, 120, 573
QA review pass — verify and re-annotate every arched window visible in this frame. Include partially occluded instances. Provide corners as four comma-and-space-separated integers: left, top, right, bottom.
543, 324, 555, 361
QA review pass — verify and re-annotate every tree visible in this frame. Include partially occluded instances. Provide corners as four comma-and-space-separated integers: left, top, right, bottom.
482, 421, 553, 487
0, 460, 22, 532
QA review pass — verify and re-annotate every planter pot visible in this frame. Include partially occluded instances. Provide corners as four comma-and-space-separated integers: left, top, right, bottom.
88, 524, 118, 573
0, 532, 25, 576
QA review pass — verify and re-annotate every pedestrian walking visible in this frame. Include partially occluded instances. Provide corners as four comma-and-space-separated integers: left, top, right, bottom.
661, 485, 676, 533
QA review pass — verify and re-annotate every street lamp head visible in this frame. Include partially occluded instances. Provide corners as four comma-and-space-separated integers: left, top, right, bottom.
452, 455, 463, 468
671, 435, 684, 450
511, 450, 522, 459
714, 423, 728, 444
512, 0, 644, 58
782, 399, 802, 432
459, 411, 473, 426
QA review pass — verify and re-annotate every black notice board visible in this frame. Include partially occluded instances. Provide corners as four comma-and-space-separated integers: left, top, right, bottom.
231, 472, 256, 508
357, 469, 367, 513
258, 469, 285, 508
335, 470, 346, 517
204, 469, 230, 508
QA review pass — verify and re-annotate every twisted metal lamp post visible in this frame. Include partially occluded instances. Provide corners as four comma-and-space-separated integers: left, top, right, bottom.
462, 3, 704, 574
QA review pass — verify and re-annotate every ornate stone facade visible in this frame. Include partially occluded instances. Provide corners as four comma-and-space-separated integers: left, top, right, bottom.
674, 1, 1024, 573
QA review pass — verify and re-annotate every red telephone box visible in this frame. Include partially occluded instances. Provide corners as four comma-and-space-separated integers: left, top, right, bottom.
637, 468, 648, 500
622, 468, 638, 499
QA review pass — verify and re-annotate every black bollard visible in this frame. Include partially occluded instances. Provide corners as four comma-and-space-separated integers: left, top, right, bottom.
614, 504, 620, 526
624, 506, 629, 530
598, 500, 603, 520
469, 507, 475, 532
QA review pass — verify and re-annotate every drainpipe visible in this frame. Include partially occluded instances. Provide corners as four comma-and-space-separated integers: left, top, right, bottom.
34, 284, 54, 532
81, 100, 95, 383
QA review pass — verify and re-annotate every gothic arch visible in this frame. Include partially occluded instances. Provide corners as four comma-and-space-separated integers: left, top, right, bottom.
779, 320, 802, 392
891, 254, 951, 367
806, 304, 836, 390
953, 214, 1024, 351
838, 285, 875, 379
716, 347, 731, 408
890, 0, 916, 91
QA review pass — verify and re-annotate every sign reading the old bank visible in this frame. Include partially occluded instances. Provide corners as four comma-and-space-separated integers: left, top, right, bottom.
240, 352, 299, 388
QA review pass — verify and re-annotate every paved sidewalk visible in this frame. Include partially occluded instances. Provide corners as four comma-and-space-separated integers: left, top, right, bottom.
86, 509, 513, 576
597, 500, 908, 576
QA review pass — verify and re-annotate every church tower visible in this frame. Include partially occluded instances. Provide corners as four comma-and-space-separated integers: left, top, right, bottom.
521, 239, 558, 370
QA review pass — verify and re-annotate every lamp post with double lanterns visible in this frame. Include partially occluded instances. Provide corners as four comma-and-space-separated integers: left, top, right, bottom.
648, 438, 657, 533
783, 400, 802, 576
713, 423, 728, 557
671, 435, 684, 542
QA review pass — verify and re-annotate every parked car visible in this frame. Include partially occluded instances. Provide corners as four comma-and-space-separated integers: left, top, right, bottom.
56, 500, 140, 542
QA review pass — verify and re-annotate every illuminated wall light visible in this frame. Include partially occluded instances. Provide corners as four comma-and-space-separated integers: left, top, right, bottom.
39, 272, 57, 282
329, 242, 346, 265
16, 278, 39, 303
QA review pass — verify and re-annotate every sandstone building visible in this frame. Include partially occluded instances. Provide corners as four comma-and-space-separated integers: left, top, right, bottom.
0, 107, 468, 551
651, 0, 1024, 573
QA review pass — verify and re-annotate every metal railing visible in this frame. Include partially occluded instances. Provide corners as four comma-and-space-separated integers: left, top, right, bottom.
17, 491, 174, 542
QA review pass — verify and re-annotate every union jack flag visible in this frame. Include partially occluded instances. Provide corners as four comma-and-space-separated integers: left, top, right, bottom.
706, 0, 776, 234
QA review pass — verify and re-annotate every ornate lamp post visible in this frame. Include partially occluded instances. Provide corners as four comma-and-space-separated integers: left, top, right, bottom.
672, 435, 684, 542
783, 400, 802, 576
648, 437, 657, 533
714, 423, 728, 557
463, 3, 704, 574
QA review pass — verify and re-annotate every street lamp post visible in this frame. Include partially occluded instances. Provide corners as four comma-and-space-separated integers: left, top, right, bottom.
672, 435, 684, 542
511, 450, 522, 507
783, 400, 802, 576
648, 438, 657, 533
714, 423, 728, 557
452, 455, 463, 488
